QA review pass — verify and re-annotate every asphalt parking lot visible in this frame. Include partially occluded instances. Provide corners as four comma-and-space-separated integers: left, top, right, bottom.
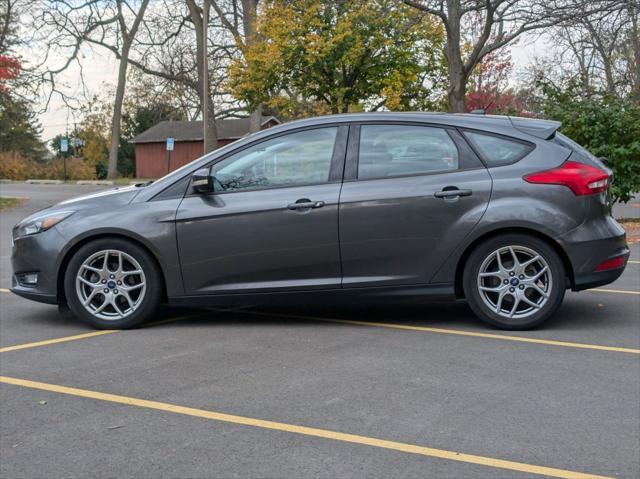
0, 183, 638, 479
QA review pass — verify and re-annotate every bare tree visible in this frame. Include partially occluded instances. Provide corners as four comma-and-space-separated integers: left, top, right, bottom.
33, 0, 150, 178
131, 0, 243, 153
546, 1, 637, 97
622, 0, 639, 98
105, 0, 150, 178
0, 0, 17, 54
185, 0, 219, 152
404, 0, 606, 112
210, 0, 262, 132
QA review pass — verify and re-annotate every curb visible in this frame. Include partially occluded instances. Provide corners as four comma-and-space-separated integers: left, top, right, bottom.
25, 179, 63, 185
76, 180, 114, 185
0, 179, 13, 183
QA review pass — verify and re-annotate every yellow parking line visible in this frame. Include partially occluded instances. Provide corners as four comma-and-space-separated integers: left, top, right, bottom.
590, 288, 640, 295
243, 311, 640, 355
0, 330, 118, 353
628, 260, 640, 264
0, 313, 199, 353
0, 288, 10, 293
0, 376, 612, 479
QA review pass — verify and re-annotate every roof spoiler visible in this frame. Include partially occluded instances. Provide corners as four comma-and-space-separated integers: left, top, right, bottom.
508, 117, 561, 140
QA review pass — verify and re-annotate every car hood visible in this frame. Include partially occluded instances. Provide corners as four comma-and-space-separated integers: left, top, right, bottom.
16, 186, 142, 227
56, 185, 141, 207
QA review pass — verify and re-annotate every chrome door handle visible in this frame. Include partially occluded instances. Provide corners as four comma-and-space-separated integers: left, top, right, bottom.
287, 200, 325, 210
434, 189, 472, 199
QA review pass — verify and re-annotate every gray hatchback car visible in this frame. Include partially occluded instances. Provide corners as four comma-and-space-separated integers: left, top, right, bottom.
11, 113, 629, 330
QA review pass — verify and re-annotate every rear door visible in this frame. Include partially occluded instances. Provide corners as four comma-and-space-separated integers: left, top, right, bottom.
338, 122, 492, 288
176, 125, 348, 294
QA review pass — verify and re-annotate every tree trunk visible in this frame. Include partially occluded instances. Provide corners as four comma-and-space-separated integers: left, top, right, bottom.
447, 66, 467, 113
444, 0, 466, 113
249, 104, 263, 133
205, 96, 217, 153
187, 0, 218, 153
629, 0, 640, 98
602, 57, 615, 94
106, 0, 150, 179
107, 44, 129, 179
243, 0, 262, 133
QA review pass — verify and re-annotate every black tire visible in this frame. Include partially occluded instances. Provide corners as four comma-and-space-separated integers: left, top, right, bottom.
64, 238, 163, 329
463, 233, 566, 330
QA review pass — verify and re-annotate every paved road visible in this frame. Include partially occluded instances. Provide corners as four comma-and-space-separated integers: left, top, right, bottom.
0, 184, 638, 479
614, 195, 640, 219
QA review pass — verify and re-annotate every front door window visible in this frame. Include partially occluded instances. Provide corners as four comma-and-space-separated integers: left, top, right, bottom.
211, 127, 338, 192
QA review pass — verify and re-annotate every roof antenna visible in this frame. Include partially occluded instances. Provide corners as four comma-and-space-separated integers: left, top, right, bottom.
470, 109, 485, 114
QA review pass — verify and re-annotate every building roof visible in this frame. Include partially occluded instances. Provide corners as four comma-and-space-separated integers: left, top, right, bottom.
130, 116, 280, 144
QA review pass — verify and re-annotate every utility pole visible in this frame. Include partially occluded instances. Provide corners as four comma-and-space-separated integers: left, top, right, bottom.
202, 0, 209, 154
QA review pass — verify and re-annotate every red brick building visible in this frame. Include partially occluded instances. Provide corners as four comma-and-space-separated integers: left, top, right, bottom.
130, 116, 280, 178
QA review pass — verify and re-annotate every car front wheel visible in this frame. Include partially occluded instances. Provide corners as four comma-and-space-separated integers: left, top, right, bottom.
463, 234, 566, 330
64, 238, 163, 329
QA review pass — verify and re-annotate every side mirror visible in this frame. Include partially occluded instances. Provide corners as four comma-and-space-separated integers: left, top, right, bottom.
192, 168, 213, 193
598, 156, 609, 165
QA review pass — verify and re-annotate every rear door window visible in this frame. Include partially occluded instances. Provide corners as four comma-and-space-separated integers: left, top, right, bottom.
358, 125, 459, 179
464, 131, 533, 167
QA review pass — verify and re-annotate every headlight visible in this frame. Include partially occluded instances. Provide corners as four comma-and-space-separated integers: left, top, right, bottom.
13, 211, 75, 239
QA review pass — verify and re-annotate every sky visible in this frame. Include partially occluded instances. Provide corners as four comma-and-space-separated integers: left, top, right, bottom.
35, 46, 120, 144
33, 33, 550, 144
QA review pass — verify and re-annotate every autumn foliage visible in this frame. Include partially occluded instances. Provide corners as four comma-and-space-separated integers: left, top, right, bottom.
0, 55, 20, 92
0, 152, 96, 181
229, 0, 446, 115
464, 49, 525, 115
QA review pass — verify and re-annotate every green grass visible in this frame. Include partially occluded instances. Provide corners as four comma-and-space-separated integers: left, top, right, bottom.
0, 197, 23, 210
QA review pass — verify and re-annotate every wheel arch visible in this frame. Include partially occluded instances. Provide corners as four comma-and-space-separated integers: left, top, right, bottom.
453, 227, 575, 299
57, 233, 168, 304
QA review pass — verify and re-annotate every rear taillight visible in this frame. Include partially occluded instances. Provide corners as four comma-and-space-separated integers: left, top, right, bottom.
523, 161, 609, 196
594, 256, 626, 272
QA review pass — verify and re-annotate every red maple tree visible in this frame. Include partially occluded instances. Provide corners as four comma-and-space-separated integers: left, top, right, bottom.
464, 48, 525, 115
0, 55, 21, 92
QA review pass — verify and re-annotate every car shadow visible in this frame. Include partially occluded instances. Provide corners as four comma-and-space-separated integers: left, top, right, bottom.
142, 294, 627, 334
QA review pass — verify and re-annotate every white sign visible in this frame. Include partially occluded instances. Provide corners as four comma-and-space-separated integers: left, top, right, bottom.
166, 137, 174, 151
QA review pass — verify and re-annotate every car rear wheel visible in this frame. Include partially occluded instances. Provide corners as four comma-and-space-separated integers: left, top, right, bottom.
463, 234, 566, 330
64, 238, 163, 329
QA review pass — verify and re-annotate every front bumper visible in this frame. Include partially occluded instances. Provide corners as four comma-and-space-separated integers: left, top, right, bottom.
556, 215, 630, 291
10, 226, 68, 305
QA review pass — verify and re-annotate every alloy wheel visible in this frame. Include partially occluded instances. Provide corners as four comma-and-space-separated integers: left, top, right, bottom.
476, 245, 552, 319
75, 249, 146, 320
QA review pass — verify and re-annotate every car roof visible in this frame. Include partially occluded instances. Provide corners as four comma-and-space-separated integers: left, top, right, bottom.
271, 112, 560, 141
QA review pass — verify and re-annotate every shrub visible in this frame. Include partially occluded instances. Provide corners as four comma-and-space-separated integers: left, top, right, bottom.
0, 152, 97, 181
0, 151, 32, 180
541, 85, 640, 204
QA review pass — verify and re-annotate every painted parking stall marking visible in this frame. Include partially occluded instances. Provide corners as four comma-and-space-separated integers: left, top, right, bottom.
0, 313, 203, 354
590, 288, 640, 296
0, 330, 118, 353
0, 376, 614, 479
241, 311, 640, 355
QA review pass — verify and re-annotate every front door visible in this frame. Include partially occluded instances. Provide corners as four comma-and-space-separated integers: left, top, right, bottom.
176, 126, 347, 294
339, 123, 492, 287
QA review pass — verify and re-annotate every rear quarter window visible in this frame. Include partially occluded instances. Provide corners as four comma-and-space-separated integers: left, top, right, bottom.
464, 131, 534, 167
